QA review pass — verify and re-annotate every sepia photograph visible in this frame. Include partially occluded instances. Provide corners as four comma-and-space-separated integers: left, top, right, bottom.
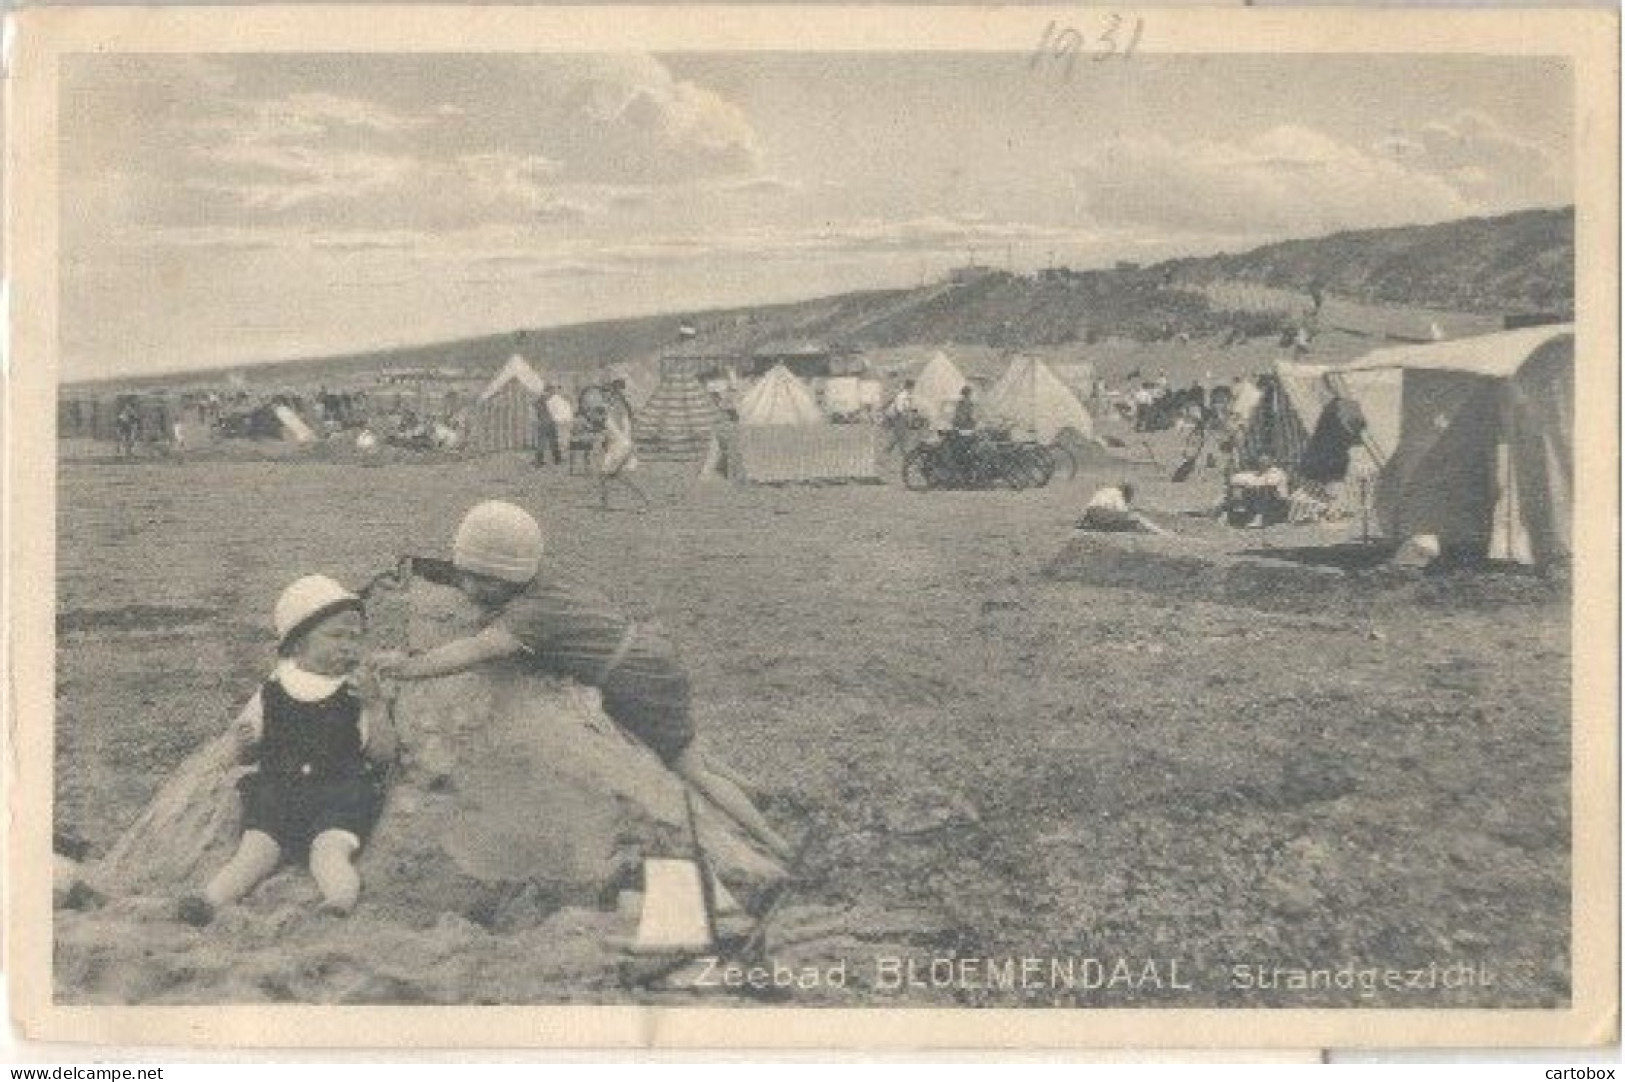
7, 5, 1617, 1050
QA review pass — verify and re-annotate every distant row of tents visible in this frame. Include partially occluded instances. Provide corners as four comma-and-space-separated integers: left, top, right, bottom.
463, 349, 1102, 483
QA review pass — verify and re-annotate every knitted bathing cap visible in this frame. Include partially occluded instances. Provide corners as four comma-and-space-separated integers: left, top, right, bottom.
453, 500, 544, 583
274, 574, 361, 650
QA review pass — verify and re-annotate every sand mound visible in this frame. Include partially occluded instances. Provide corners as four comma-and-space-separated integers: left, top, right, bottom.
61, 580, 788, 1004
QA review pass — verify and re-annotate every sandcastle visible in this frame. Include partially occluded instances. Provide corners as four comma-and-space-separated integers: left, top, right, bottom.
57, 579, 790, 1003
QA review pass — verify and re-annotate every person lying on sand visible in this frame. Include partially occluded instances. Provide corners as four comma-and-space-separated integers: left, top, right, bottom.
372, 500, 794, 862
1077, 482, 1171, 536
178, 575, 397, 926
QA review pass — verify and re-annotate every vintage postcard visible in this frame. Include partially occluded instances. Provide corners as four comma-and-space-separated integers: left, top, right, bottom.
6, 4, 1618, 1052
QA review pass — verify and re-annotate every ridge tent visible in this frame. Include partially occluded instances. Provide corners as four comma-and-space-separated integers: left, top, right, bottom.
1340, 324, 1574, 566
636, 356, 723, 461
1270, 360, 1403, 481
721, 365, 877, 483
482, 354, 549, 399
467, 354, 548, 453
983, 355, 1096, 443
913, 352, 968, 429
737, 365, 824, 426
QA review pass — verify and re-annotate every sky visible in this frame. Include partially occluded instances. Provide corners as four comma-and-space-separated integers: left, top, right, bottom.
59, 52, 1573, 379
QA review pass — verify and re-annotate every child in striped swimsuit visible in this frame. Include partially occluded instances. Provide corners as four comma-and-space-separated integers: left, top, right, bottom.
375, 500, 791, 861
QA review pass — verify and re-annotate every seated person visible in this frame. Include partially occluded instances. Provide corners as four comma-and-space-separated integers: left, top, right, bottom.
1225, 455, 1292, 527
1077, 482, 1170, 535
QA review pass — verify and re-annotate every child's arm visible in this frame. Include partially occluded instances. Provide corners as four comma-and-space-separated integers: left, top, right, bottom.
360, 703, 398, 764
376, 624, 527, 681
228, 692, 264, 764
350, 665, 399, 765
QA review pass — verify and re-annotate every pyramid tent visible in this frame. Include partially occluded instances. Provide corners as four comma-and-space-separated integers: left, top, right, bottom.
737, 365, 824, 426
468, 355, 548, 453
912, 352, 968, 429
635, 356, 723, 460
1340, 324, 1574, 566
982, 356, 1096, 443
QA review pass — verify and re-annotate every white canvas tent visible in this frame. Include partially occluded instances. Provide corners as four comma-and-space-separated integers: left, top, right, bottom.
480, 354, 548, 401
737, 365, 824, 426
983, 355, 1096, 443
468, 354, 548, 452
719, 366, 877, 483
913, 352, 968, 429
1271, 360, 1403, 478
1340, 325, 1574, 566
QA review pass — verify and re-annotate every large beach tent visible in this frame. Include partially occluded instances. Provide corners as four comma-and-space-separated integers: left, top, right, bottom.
1270, 360, 1403, 483
467, 354, 549, 453
1339, 324, 1574, 566
737, 365, 824, 426
983, 355, 1096, 443
912, 351, 968, 429
636, 355, 723, 460
722, 366, 878, 483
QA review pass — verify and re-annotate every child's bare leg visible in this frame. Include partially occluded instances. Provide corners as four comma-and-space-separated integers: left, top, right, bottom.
204, 830, 281, 907
672, 747, 794, 862
309, 830, 362, 914
701, 750, 768, 802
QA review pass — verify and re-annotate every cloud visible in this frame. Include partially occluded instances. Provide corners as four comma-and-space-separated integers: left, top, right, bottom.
181, 89, 433, 214
1071, 125, 1479, 236
715, 175, 803, 197
1408, 110, 1568, 205
457, 152, 569, 214
1070, 119, 1564, 239
537, 55, 763, 185
237, 91, 432, 139
188, 144, 416, 212
61, 54, 773, 239
128, 225, 429, 253
134, 55, 772, 234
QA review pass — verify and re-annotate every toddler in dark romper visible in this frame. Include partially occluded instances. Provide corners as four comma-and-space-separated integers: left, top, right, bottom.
179, 575, 396, 925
